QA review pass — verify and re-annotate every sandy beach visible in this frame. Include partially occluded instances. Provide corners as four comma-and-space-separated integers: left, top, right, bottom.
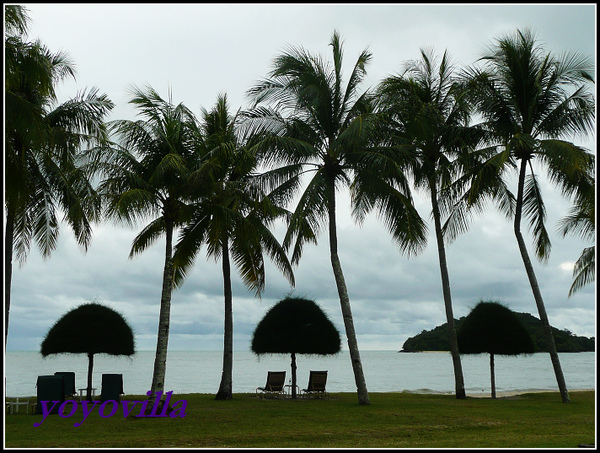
466, 388, 595, 398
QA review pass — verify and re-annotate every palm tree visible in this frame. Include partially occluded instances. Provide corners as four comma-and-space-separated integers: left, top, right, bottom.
375, 49, 486, 399
5, 5, 114, 346
172, 94, 295, 400
99, 85, 202, 403
41, 302, 135, 401
462, 29, 595, 403
247, 31, 427, 405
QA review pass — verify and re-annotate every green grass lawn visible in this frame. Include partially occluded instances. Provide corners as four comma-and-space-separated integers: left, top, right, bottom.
5, 391, 596, 448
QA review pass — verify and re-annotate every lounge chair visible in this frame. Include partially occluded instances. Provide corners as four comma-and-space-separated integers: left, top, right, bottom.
36, 375, 65, 414
255, 371, 286, 398
54, 372, 76, 398
301, 370, 328, 398
100, 374, 124, 402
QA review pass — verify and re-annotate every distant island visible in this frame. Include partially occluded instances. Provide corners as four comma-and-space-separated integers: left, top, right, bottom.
401, 312, 595, 353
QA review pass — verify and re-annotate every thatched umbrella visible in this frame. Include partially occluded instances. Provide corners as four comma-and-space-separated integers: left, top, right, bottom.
251, 297, 341, 398
40, 302, 135, 401
457, 300, 534, 398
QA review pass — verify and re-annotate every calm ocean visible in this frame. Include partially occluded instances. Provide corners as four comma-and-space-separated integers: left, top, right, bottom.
4, 350, 595, 398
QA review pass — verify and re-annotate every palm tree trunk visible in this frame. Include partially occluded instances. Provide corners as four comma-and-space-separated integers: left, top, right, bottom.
149, 221, 175, 404
327, 178, 370, 405
216, 236, 234, 400
489, 352, 496, 399
431, 189, 466, 399
514, 158, 570, 403
5, 203, 15, 348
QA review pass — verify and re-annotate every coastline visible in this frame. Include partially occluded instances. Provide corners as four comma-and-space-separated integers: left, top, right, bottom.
465, 388, 595, 398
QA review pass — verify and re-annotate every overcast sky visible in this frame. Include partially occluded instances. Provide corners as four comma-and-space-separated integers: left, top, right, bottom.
6, 3, 597, 352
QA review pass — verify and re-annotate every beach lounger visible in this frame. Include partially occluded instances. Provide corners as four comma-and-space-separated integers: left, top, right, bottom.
301, 370, 328, 398
54, 372, 76, 398
255, 371, 286, 398
100, 374, 124, 402
36, 375, 65, 414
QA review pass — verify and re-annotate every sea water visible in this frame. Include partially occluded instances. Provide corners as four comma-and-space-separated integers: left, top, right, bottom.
4, 350, 595, 397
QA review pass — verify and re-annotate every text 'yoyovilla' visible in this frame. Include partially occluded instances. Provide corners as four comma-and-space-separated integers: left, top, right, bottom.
34, 391, 186, 427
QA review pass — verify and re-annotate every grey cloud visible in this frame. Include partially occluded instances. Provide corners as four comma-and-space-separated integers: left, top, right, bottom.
8, 4, 595, 351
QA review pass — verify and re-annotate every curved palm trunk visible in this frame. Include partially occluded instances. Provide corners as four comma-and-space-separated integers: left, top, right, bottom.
431, 189, 466, 399
5, 203, 15, 348
327, 179, 370, 405
514, 159, 570, 403
216, 236, 234, 400
149, 221, 175, 405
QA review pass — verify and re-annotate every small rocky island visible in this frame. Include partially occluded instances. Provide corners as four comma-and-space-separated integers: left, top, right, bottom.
401, 312, 595, 353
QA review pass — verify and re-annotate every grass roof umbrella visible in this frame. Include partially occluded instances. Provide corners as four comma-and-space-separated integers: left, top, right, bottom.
457, 301, 534, 398
251, 297, 341, 399
40, 302, 135, 401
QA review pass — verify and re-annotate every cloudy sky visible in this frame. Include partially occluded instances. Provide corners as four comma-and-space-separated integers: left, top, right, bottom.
6, 3, 596, 352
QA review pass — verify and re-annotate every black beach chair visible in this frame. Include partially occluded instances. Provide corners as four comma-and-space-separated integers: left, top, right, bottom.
301, 370, 328, 398
256, 371, 286, 398
54, 371, 76, 398
100, 374, 124, 402
36, 375, 65, 414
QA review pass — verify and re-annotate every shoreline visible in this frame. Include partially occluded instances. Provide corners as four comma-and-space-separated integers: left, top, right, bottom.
8, 388, 595, 400
465, 388, 595, 398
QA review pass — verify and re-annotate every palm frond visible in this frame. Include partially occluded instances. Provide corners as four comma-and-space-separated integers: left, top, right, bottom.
5, 5, 30, 37
568, 246, 595, 297
28, 186, 59, 261
283, 169, 328, 265
129, 217, 165, 258
352, 164, 427, 255
172, 211, 211, 288
522, 169, 551, 262
537, 139, 595, 199
557, 192, 595, 242
229, 227, 266, 295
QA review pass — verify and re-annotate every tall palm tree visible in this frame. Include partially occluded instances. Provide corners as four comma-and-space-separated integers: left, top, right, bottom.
5, 5, 113, 346
247, 31, 427, 405
462, 29, 595, 403
172, 94, 295, 400
375, 49, 485, 399
99, 85, 202, 403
